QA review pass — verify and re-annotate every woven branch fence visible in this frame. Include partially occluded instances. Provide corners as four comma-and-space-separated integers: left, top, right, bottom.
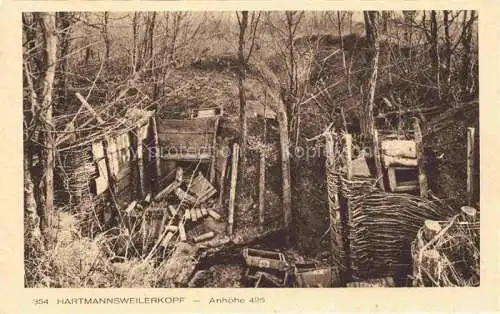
325, 132, 457, 284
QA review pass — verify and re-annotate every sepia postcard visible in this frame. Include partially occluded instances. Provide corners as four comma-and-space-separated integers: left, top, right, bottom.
0, 0, 499, 313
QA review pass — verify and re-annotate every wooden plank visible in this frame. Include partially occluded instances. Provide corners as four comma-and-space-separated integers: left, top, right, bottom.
373, 130, 386, 191
466, 127, 475, 205
228, 143, 240, 235
414, 119, 429, 198
259, 149, 266, 229
156, 117, 218, 134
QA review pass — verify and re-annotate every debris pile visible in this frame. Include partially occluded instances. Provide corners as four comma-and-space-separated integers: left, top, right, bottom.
123, 167, 223, 260
411, 206, 479, 287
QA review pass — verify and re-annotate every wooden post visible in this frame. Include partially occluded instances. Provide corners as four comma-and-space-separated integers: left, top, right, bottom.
228, 143, 239, 235
151, 116, 162, 193
259, 149, 266, 230
423, 220, 442, 241
218, 150, 229, 207
466, 127, 475, 206
372, 129, 385, 191
343, 133, 353, 282
460, 206, 477, 223
209, 117, 220, 184
414, 118, 429, 198
136, 126, 145, 199
345, 134, 353, 180
325, 132, 343, 276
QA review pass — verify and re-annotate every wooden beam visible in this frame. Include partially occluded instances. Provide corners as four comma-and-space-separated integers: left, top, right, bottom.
372, 129, 386, 191
414, 118, 429, 198
228, 143, 240, 235
259, 149, 266, 230
466, 127, 475, 206
75, 92, 105, 124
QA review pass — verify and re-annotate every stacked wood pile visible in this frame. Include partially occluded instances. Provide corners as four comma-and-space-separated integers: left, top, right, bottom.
411, 206, 479, 287
123, 167, 222, 260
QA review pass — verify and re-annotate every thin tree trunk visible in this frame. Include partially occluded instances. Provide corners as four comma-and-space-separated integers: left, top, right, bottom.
443, 10, 452, 96
103, 12, 110, 72
237, 11, 248, 174
36, 12, 58, 241
430, 10, 441, 100
361, 11, 380, 138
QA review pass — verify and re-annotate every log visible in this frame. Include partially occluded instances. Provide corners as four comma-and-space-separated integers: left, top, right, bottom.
175, 187, 198, 204
184, 208, 191, 221
228, 143, 239, 235
467, 127, 475, 205
345, 134, 353, 180
259, 149, 266, 229
460, 206, 477, 222
165, 225, 179, 232
176, 167, 184, 183
178, 222, 187, 241
196, 208, 203, 219
190, 208, 198, 222
373, 130, 386, 191
193, 231, 215, 243
161, 231, 174, 247
208, 209, 221, 221
423, 220, 442, 242
125, 200, 137, 214
168, 205, 177, 216
414, 119, 428, 198
201, 207, 208, 217
155, 180, 181, 201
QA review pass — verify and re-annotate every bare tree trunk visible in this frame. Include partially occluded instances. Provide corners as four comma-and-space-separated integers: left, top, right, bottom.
237, 11, 248, 173
443, 10, 452, 96
103, 12, 110, 72
57, 12, 72, 111
337, 11, 351, 95
430, 10, 441, 100
461, 10, 476, 98
132, 12, 139, 72
36, 12, 58, 241
24, 153, 42, 247
361, 11, 380, 138
277, 102, 292, 246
